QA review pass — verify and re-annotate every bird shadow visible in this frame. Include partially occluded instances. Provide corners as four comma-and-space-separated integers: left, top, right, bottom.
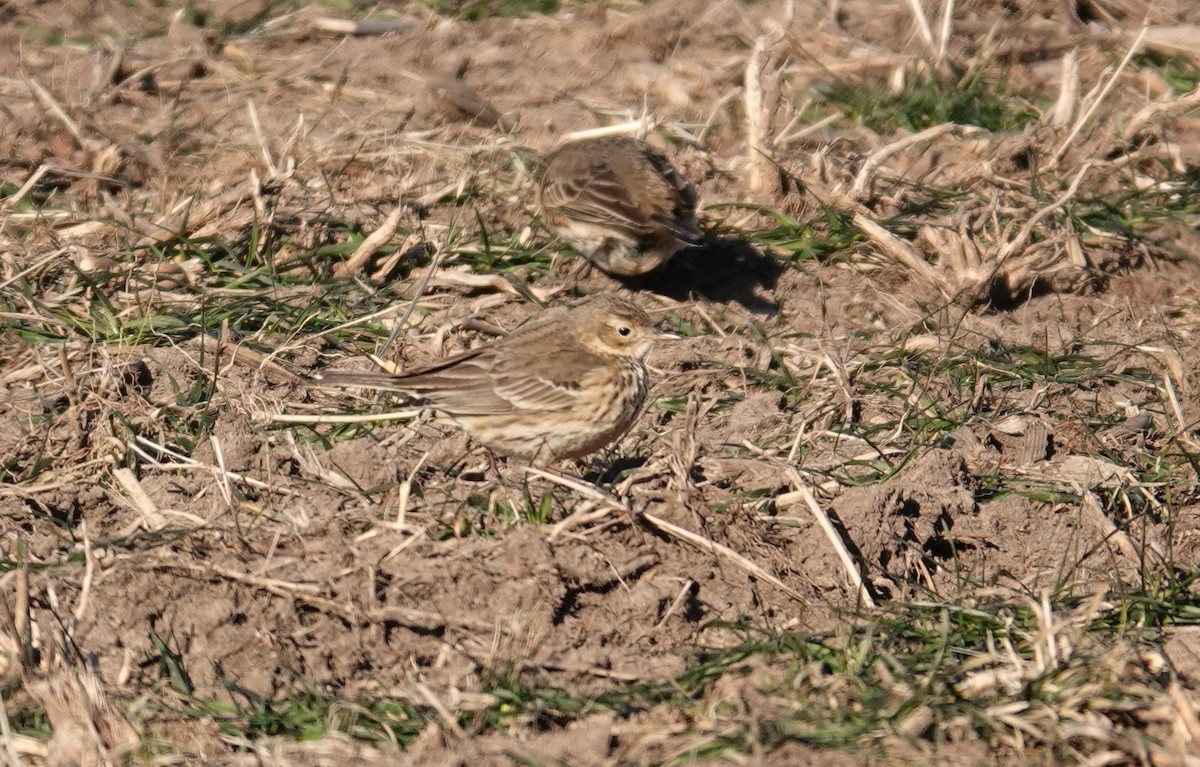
622, 233, 783, 314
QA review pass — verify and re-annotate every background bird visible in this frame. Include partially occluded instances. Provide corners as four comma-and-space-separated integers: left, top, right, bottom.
537, 136, 704, 277
310, 294, 678, 464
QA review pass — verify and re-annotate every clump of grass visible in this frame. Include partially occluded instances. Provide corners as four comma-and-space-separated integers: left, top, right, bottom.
816, 69, 1040, 133
1074, 167, 1200, 243
1134, 52, 1200, 95
715, 202, 863, 264
6, 699, 51, 740
423, 0, 564, 21
634, 593, 1192, 760
142, 684, 428, 751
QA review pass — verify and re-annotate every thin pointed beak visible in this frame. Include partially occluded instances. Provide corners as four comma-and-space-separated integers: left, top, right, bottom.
654, 328, 682, 340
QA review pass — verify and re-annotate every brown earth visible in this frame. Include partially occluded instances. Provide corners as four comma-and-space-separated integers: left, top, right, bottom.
3, 0, 1200, 764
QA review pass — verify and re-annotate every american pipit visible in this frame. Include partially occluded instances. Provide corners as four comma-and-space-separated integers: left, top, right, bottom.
537, 136, 704, 277
311, 295, 678, 464
398, 59, 504, 128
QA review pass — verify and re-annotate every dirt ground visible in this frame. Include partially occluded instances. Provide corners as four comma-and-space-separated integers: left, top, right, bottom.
3, 0, 1200, 764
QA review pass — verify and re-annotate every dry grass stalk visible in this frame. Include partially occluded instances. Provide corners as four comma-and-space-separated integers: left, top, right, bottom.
564, 118, 655, 142
639, 510, 806, 601
775, 113, 840, 148
995, 161, 1093, 263
1160, 371, 1194, 441
743, 2, 792, 194
1080, 488, 1168, 567
1048, 49, 1080, 129
855, 213, 951, 296
744, 34, 775, 194
25, 666, 139, 767
850, 123, 981, 199
1125, 81, 1200, 140
151, 560, 497, 633
919, 223, 987, 296
415, 682, 469, 738
111, 467, 167, 530
1140, 24, 1200, 62
781, 471, 875, 608
24, 76, 98, 151
3, 730, 47, 763
72, 521, 96, 627
936, 0, 955, 65
10, 569, 28, 672
83, 40, 125, 106
1051, 21, 1148, 166
1168, 683, 1200, 750
903, 0, 936, 54
334, 200, 408, 278
280, 263, 440, 354
652, 579, 698, 631
528, 467, 803, 599
194, 333, 297, 384
668, 394, 702, 511
141, 184, 253, 248
392, 265, 558, 302
310, 16, 417, 35
129, 435, 273, 493
527, 466, 631, 536
1, 165, 55, 214
380, 242, 444, 355
270, 409, 424, 426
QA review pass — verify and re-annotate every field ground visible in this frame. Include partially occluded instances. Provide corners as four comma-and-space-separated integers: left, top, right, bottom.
3, 0, 1200, 764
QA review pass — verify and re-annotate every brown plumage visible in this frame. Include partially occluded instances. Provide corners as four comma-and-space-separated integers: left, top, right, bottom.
310, 294, 678, 463
537, 136, 703, 277
398, 57, 505, 128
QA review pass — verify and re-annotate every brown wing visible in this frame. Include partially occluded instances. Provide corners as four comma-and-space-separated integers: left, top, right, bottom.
384, 346, 518, 415
487, 344, 602, 413
540, 150, 657, 241
540, 138, 701, 244
636, 146, 703, 244
310, 346, 511, 415
313, 317, 596, 416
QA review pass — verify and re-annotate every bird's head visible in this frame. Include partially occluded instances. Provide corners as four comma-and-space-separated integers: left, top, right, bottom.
581, 295, 679, 359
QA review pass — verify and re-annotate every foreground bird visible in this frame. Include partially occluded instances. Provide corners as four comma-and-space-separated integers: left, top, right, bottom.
311, 295, 678, 463
537, 136, 704, 277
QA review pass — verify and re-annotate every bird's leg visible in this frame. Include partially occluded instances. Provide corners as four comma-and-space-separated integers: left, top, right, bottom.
536, 462, 588, 484
584, 448, 661, 493
485, 448, 506, 482
614, 455, 669, 498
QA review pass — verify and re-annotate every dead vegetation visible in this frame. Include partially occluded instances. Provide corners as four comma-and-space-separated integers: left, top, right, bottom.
3, 0, 1200, 764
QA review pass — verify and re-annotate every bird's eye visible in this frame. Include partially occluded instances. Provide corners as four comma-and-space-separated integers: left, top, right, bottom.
617, 325, 632, 337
